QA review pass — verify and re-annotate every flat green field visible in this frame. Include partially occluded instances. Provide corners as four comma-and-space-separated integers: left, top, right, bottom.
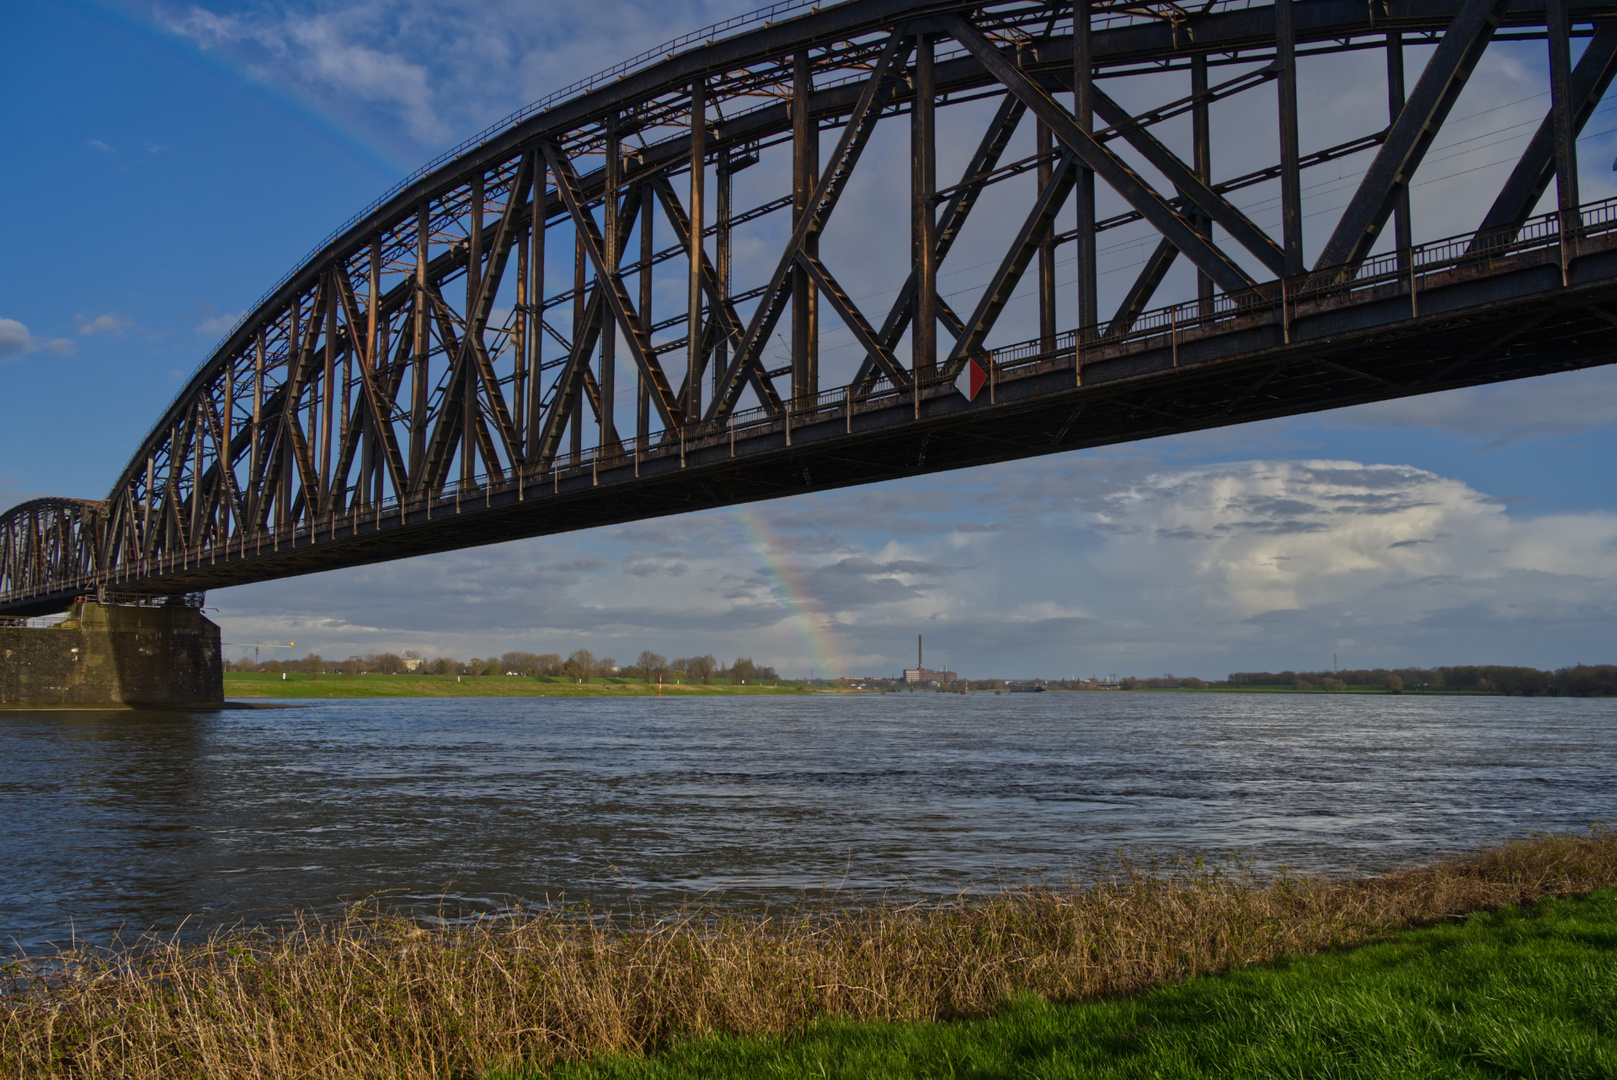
224, 672, 818, 698
524, 888, 1617, 1080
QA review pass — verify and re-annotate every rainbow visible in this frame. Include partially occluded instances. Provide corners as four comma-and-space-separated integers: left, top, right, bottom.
726, 505, 842, 680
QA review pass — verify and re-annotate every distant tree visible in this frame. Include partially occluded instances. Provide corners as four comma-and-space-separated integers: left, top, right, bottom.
535, 653, 563, 676
1382, 674, 1404, 693
635, 651, 668, 681
1293, 678, 1314, 691
564, 649, 597, 683
370, 653, 404, 675
501, 651, 546, 676
430, 657, 460, 676
303, 653, 324, 680
598, 657, 617, 675
674, 654, 717, 684
1321, 676, 1346, 692
1179, 677, 1207, 690
1119, 676, 1140, 690
730, 657, 759, 683
1555, 664, 1617, 696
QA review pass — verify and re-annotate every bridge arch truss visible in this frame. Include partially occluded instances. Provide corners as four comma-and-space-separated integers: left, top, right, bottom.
5, 0, 1617, 615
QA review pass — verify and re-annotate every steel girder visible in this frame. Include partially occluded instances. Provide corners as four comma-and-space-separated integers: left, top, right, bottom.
4, 0, 1617, 614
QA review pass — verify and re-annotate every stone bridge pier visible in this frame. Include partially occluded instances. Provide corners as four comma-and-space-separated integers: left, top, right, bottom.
0, 600, 223, 708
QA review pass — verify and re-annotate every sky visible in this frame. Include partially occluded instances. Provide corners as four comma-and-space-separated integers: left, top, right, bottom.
3, 0, 1616, 680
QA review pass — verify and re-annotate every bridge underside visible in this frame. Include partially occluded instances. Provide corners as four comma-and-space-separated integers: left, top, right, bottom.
6, 236, 1606, 617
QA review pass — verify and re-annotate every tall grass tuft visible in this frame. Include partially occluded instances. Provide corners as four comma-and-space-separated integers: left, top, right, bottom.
3, 829, 1614, 1079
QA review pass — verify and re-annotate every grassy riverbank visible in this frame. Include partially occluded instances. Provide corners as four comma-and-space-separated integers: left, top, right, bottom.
528, 886, 1617, 1078
224, 671, 823, 698
3, 830, 1614, 1079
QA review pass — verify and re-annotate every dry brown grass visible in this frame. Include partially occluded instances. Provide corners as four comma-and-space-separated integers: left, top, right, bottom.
4, 829, 1615, 1079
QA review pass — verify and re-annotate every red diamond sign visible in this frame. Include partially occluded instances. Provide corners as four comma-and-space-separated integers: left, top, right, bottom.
955, 357, 987, 401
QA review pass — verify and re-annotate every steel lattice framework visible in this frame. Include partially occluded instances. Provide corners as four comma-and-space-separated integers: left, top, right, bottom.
5, 0, 1617, 616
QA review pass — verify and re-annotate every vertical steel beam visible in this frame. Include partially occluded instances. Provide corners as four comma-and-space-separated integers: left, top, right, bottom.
468, 173, 483, 317
144, 457, 155, 549
222, 361, 234, 541
339, 287, 353, 513
1036, 116, 1056, 351
1192, 53, 1214, 314
366, 237, 381, 506
1074, 0, 1097, 335
193, 404, 204, 544
640, 182, 654, 453
572, 230, 586, 463
689, 78, 707, 419
601, 114, 620, 447
716, 150, 733, 408
1276, 0, 1304, 276
412, 205, 429, 477
282, 297, 299, 530
251, 329, 264, 524
1388, 31, 1413, 268
462, 175, 483, 487
515, 165, 530, 460
792, 52, 819, 403
322, 272, 336, 511
913, 31, 938, 379
1547, 0, 1581, 254
527, 160, 546, 460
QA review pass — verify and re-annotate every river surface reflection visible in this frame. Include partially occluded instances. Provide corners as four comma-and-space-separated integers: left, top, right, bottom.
1, 692, 1613, 949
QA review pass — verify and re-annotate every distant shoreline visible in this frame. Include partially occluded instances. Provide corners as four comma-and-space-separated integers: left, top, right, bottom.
222, 673, 1514, 700
223, 672, 836, 699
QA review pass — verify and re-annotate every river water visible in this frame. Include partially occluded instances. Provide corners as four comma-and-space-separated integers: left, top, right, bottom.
2, 692, 1613, 950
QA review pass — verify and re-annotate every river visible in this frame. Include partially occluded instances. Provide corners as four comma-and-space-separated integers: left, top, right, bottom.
2, 691, 1613, 950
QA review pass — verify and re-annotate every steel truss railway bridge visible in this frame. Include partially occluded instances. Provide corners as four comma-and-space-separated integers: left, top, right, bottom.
5, 0, 1617, 617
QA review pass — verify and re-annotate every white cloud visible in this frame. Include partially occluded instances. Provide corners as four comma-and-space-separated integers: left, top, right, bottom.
84, 138, 115, 154
161, 2, 445, 142
0, 318, 31, 361
153, 0, 759, 159
0, 317, 72, 361
76, 312, 133, 335
195, 310, 242, 337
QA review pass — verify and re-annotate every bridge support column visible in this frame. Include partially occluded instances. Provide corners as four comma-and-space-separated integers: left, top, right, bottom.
0, 601, 223, 708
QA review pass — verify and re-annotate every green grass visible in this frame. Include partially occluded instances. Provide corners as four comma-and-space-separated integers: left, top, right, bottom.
520, 888, 1617, 1080
223, 672, 822, 699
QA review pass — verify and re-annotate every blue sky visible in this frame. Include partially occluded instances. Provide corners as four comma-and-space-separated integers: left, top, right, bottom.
3, 0, 1616, 679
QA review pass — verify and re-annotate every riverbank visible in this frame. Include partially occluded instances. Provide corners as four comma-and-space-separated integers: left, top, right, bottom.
4, 830, 1613, 1079
223, 672, 827, 698
529, 885, 1617, 1078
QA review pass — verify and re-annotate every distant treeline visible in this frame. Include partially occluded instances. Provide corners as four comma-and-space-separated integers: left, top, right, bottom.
229, 649, 779, 684
1224, 665, 1617, 696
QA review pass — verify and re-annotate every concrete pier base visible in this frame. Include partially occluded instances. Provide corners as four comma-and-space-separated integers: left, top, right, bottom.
0, 601, 223, 707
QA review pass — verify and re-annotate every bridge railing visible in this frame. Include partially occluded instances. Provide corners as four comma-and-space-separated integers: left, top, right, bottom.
980, 195, 1617, 376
